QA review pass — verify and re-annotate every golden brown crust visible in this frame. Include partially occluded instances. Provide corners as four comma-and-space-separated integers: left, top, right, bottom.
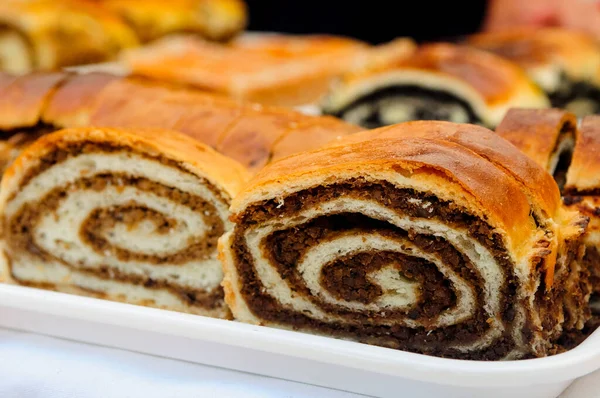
42, 72, 120, 127
232, 121, 537, 252
335, 120, 561, 219
215, 106, 306, 171
98, 0, 247, 42
323, 43, 548, 127
83, 77, 361, 171
567, 116, 600, 192
0, 73, 18, 92
0, 72, 361, 173
0, 0, 138, 71
390, 44, 525, 103
351, 43, 533, 106
496, 108, 577, 172
124, 34, 369, 106
469, 28, 600, 87
3, 126, 250, 199
0, 71, 68, 129
88, 77, 245, 148
270, 117, 364, 162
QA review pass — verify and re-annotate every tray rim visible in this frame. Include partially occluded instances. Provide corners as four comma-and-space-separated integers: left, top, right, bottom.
1, 282, 599, 389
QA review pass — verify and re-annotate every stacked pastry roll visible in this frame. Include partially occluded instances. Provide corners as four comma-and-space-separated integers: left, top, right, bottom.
0, 71, 361, 175
469, 28, 600, 117
497, 109, 600, 297
0, 0, 138, 73
321, 43, 549, 129
96, 0, 247, 43
0, 126, 249, 317
124, 34, 374, 107
219, 121, 589, 359
0, 0, 247, 73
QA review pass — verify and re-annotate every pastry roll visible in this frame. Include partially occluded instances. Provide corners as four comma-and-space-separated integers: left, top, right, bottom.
321, 43, 549, 129
0, 71, 70, 173
497, 110, 600, 295
469, 28, 600, 117
0, 72, 362, 174
219, 120, 588, 359
0, 0, 138, 73
0, 126, 249, 316
124, 35, 414, 107
97, 0, 247, 43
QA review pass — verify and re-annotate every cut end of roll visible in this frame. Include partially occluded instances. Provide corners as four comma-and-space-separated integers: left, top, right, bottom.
321, 43, 549, 129
0, 126, 250, 318
220, 120, 589, 360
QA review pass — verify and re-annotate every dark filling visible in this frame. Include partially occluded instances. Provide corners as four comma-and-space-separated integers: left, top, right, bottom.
548, 75, 600, 117
12, 261, 225, 310
6, 144, 230, 310
562, 195, 600, 306
266, 216, 460, 325
232, 179, 529, 360
325, 86, 483, 129
551, 122, 576, 191
0, 124, 57, 176
583, 246, 600, 296
558, 314, 600, 351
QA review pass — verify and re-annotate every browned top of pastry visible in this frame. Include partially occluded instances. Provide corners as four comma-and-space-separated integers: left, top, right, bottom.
469, 28, 600, 85
496, 108, 577, 172
338, 120, 561, 219
0, 71, 68, 129
567, 116, 600, 192
97, 0, 247, 42
2, 126, 250, 199
232, 121, 540, 255
124, 34, 369, 104
0, 71, 362, 173
338, 43, 542, 107
42, 72, 121, 127
0, 0, 139, 63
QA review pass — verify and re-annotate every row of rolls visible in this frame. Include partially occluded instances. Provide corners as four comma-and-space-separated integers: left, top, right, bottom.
3, 1, 600, 130
0, 0, 247, 73
2, 1, 600, 128
0, 71, 599, 361
121, 27, 600, 126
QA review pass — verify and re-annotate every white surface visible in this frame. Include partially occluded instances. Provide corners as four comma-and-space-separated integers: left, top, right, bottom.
1, 283, 600, 398
0, 328, 359, 398
1, 327, 599, 398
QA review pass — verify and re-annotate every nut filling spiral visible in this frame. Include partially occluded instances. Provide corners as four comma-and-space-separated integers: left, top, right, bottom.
225, 180, 528, 359
221, 121, 590, 360
1, 128, 249, 318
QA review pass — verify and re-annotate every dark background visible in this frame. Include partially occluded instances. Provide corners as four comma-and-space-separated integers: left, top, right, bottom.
245, 1, 488, 44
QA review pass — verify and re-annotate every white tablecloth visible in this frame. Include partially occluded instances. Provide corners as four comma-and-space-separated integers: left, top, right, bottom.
1, 327, 599, 398
0, 328, 360, 398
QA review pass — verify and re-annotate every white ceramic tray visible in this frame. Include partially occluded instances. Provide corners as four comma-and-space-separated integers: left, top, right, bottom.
1, 284, 600, 398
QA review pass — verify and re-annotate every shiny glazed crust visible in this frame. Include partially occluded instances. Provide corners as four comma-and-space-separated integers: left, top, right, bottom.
1, 126, 250, 202
0, 0, 138, 72
123, 34, 372, 106
0, 72, 362, 173
231, 121, 562, 259
496, 108, 578, 173
322, 43, 549, 127
567, 116, 600, 192
469, 28, 600, 90
98, 0, 247, 42
340, 120, 561, 220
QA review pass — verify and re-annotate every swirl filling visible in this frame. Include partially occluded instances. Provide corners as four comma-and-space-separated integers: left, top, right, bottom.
225, 179, 575, 360
3, 142, 231, 317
